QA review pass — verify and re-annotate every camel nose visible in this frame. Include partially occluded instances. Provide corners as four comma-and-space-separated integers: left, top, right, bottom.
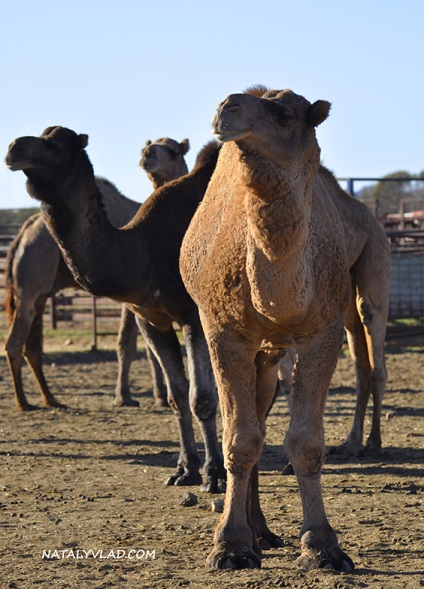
5, 139, 20, 164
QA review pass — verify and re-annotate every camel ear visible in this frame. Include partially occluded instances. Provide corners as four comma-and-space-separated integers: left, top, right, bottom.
145, 140, 151, 147
307, 100, 331, 128
42, 126, 60, 137
78, 134, 89, 150
180, 138, 190, 155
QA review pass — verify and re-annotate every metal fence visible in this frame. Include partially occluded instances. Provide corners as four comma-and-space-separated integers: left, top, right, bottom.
1, 202, 424, 348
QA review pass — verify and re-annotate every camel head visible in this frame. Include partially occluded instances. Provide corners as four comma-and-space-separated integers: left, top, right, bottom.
212, 87, 331, 169
139, 137, 190, 176
6, 126, 89, 203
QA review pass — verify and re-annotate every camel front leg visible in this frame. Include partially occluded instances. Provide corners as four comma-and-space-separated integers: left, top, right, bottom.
284, 323, 354, 572
250, 350, 285, 550
203, 329, 268, 569
183, 314, 225, 493
136, 317, 202, 487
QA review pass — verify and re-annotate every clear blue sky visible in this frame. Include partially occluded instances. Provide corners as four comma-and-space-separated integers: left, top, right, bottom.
1, 0, 423, 209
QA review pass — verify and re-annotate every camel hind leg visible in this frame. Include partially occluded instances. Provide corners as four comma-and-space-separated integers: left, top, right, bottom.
5, 307, 38, 411
337, 248, 389, 456
23, 311, 66, 408
355, 292, 387, 456
114, 305, 140, 407
5, 303, 62, 410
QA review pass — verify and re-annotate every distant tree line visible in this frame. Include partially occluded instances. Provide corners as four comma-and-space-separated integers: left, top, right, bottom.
356, 171, 424, 216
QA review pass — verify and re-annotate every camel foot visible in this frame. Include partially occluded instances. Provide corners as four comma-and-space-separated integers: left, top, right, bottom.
328, 439, 362, 456
18, 402, 40, 412
258, 531, 284, 551
165, 468, 203, 487
154, 397, 169, 408
358, 437, 382, 457
113, 397, 140, 407
297, 531, 354, 572
206, 545, 261, 570
45, 400, 68, 409
200, 465, 227, 494
281, 462, 295, 475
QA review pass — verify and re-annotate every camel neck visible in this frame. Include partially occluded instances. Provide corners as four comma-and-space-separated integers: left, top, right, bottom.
240, 151, 318, 262
39, 160, 146, 300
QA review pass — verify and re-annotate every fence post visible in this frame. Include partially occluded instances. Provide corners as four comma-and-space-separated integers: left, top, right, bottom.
91, 296, 97, 351
49, 294, 57, 329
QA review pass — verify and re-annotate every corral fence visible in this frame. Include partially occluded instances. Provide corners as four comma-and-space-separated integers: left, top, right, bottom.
1, 178, 424, 348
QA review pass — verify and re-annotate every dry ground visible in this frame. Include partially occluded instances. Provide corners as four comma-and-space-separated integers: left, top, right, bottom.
0, 334, 423, 589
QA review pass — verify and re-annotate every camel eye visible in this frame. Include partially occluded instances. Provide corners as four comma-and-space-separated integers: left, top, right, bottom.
44, 140, 61, 153
267, 101, 292, 127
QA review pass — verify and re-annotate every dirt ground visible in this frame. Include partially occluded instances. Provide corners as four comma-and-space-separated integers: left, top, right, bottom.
0, 336, 423, 589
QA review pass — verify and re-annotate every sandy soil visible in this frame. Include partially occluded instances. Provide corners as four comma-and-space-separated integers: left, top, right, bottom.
0, 341, 423, 589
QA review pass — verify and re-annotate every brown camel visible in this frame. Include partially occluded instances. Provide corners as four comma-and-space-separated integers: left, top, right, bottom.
6, 127, 225, 493
140, 137, 190, 189
180, 86, 389, 570
4, 139, 190, 411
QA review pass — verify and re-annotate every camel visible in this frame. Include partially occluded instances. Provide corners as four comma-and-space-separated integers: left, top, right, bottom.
4, 138, 190, 411
180, 86, 389, 571
140, 137, 190, 189
6, 127, 225, 493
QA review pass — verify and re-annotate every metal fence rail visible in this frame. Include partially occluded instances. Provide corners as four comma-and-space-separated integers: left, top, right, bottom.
1, 224, 423, 348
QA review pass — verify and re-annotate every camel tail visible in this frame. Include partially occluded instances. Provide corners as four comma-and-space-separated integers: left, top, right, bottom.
4, 213, 41, 323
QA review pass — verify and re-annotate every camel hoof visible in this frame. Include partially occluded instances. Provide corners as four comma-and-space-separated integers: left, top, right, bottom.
207, 549, 261, 570
358, 441, 382, 457
298, 531, 354, 572
113, 397, 140, 407
200, 468, 227, 494
200, 477, 226, 494
18, 403, 39, 412
165, 470, 203, 487
46, 401, 68, 410
297, 551, 354, 572
328, 440, 361, 456
258, 533, 284, 550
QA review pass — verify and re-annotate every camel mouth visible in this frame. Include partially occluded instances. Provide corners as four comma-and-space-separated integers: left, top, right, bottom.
213, 129, 245, 143
141, 162, 160, 173
5, 158, 32, 172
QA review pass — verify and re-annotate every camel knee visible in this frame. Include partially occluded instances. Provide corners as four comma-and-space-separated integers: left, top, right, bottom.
284, 429, 325, 477
166, 384, 190, 416
189, 389, 218, 421
5, 340, 22, 365
370, 367, 387, 393
224, 428, 263, 474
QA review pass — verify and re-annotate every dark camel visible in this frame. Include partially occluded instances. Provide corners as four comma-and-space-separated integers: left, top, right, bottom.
180, 86, 389, 570
4, 138, 191, 411
6, 127, 225, 493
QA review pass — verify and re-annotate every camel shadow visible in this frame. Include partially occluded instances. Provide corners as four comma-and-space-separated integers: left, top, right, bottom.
44, 348, 149, 366
258, 442, 424, 477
